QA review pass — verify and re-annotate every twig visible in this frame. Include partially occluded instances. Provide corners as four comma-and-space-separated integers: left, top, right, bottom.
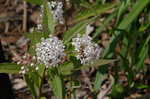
23, 1, 27, 32
5, 22, 9, 33
4, 0, 10, 5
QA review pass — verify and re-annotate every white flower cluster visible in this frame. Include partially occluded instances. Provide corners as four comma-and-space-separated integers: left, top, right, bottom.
48, 1, 64, 24
72, 34, 102, 64
37, 5, 44, 30
35, 36, 66, 67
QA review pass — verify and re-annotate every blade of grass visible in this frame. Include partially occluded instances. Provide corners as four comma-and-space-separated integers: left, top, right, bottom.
136, 34, 150, 69
93, 12, 117, 39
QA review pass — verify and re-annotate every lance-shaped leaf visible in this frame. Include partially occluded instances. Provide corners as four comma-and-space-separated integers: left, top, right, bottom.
78, 59, 116, 70
43, 0, 56, 34
48, 69, 64, 99
0, 63, 20, 74
135, 35, 150, 69
24, 74, 39, 99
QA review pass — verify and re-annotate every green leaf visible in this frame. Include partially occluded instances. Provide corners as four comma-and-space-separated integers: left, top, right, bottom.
139, 22, 150, 32
43, 0, 56, 34
119, 35, 129, 61
31, 72, 41, 88
25, 0, 43, 5
24, 74, 39, 99
58, 59, 115, 76
118, 0, 150, 30
137, 84, 150, 89
78, 59, 116, 70
40, 97, 47, 99
37, 64, 45, 77
24, 64, 45, 99
80, 1, 92, 8
0, 63, 20, 74
136, 34, 150, 69
110, 84, 124, 98
48, 71, 64, 99
116, 0, 130, 24
74, 3, 118, 23
53, 75, 64, 99
25, 32, 49, 56
93, 60, 116, 92
58, 62, 74, 76
24, 66, 45, 99
94, 71, 107, 91
93, 12, 116, 39
26, 32, 48, 46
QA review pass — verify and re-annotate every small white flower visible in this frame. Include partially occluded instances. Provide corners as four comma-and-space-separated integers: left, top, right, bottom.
37, 24, 43, 30
29, 28, 35, 32
21, 66, 25, 70
32, 56, 36, 60
22, 55, 27, 59
35, 67, 39, 71
19, 66, 26, 74
17, 61, 21, 65
86, 24, 95, 35
35, 36, 66, 67
30, 63, 34, 67
22, 70, 26, 74
72, 34, 102, 64
48, 1, 64, 24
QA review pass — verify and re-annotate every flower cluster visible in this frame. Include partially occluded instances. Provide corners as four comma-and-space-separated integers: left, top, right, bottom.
37, 5, 44, 30
35, 36, 66, 67
48, 1, 64, 24
72, 34, 102, 64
